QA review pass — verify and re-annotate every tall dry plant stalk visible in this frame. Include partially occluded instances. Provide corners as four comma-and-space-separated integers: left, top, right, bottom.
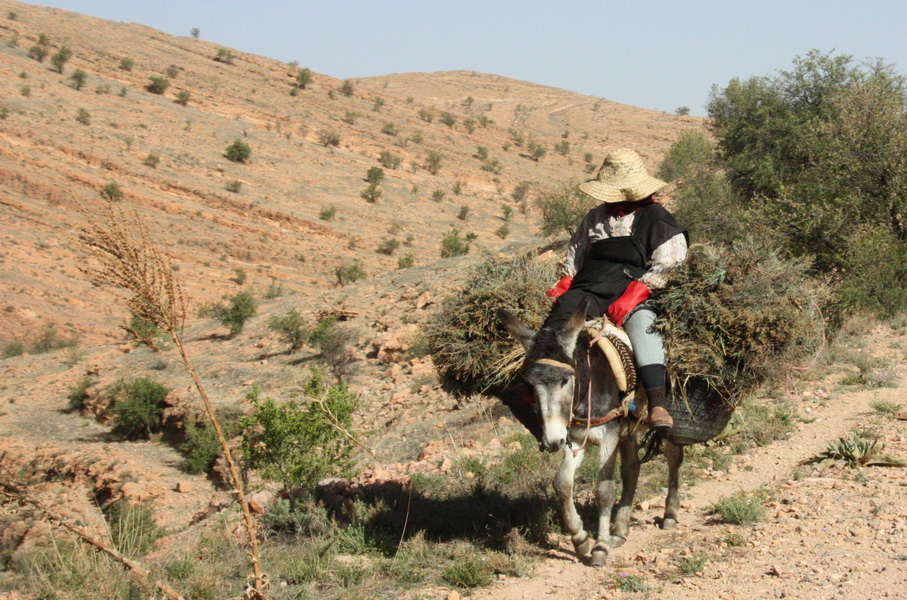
78, 202, 268, 599
0, 477, 185, 600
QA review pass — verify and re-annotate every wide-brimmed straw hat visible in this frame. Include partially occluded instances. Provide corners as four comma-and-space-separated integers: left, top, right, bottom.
579, 149, 668, 203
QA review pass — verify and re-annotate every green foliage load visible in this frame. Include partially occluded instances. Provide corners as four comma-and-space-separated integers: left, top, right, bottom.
106, 377, 170, 440
535, 178, 597, 237
224, 139, 251, 163
428, 253, 556, 392
657, 239, 828, 403
240, 371, 358, 491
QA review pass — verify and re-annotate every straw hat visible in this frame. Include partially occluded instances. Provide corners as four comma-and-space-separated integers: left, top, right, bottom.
579, 149, 668, 203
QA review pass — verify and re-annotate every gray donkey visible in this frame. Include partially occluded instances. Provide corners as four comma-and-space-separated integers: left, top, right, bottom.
499, 303, 686, 567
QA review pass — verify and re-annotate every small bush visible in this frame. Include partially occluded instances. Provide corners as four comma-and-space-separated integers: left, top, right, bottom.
67, 376, 95, 411
495, 224, 510, 239
527, 142, 547, 161
225, 179, 242, 193
397, 254, 415, 269
142, 153, 160, 168
440, 229, 474, 258
268, 308, 308, 352
119, 57, 134, 71
678, 552, 708, 574
100, 181, 123, 202
536, 178, 596, 237
208, 291, 257, 337
319, 131, 341, 147
180, 410, 242, 475
68, 69, 86, 90
341, 110, 358, 124
146, 76, 169, 95
431, 189, 446, 202
28, 45, 48, 62
381, 121, 398, 135
75, 108, 91, 125
174, 90, 190, 106
319, 205, 336, 221
376, 238, 400, 256
360, 183, 382, 203
424, 151, 443, 174
340, 79, 354, 97
224, 139, 251, 163
335, 261, 365, 286
50, 47, 71, 73
366, 166, 384, 185
240, 372, 358, 491
439, 112, 457, 129
214, 47, 236, 64
3, 341, 24, 358
553, 140, 570, 155
378, 150, 401, 169
443, 551, 494, 588
457, 206, 469, 221
296, 67, 313, 89
709, 490, 768, 524
418, 108, 434, 122
106, 377, 170, 440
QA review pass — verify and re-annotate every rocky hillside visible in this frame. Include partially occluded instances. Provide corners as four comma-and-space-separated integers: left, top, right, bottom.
0, 0, 700, 347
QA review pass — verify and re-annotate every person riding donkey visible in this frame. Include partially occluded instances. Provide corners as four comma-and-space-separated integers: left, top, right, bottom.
544, 148, 687, 429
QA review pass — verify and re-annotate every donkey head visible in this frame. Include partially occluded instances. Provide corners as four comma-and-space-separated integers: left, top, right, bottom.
499, 303, 587, 452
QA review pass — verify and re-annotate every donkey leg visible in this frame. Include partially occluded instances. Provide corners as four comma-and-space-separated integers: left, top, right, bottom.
554, 447, 591, 557
610, 432, 640, 546
590, 427, 620, 567
662, 440, 684, 529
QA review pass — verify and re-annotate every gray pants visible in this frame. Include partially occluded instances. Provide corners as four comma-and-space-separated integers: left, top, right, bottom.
624, 308, 664, 369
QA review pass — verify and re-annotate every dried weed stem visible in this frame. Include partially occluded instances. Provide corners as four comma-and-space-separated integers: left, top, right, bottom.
78, 202, 267, 598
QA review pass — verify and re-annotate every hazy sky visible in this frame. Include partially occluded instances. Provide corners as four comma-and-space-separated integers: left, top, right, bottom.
37, 1, 907, 116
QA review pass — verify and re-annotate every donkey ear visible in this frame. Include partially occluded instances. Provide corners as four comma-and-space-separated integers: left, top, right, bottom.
560, 299, 588, 354
498, 308, 536, 351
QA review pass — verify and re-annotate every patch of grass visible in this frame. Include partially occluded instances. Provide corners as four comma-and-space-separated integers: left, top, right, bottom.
723, 531, 748, 547
677, 552, 708, 574
442, 549, 494, 588
105, 501, 162, 558
613, 572, 648, 592
708, 489, 769, 525
870, 399, 903, 415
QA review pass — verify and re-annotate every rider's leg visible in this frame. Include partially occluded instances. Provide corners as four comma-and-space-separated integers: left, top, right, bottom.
623, 307, 672, 428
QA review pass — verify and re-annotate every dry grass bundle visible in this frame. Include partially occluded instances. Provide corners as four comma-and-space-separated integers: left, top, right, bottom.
657, 238, 829, 404
428, 252, 556, 394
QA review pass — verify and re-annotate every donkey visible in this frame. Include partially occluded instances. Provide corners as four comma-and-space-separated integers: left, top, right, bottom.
499, 303, 686, 566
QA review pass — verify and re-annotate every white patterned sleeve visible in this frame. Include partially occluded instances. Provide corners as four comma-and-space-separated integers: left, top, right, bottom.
561, 212, 593, 278
640, 233, 687, 289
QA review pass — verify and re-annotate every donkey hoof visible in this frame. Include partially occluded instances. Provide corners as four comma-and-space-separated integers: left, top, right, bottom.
573, 534, 593, 557
589, 548, 608, 568
661, 517, 678, 530
609, 534, 627, 548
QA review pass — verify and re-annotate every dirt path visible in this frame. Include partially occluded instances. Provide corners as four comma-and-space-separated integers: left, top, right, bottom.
474, 352, 907, 599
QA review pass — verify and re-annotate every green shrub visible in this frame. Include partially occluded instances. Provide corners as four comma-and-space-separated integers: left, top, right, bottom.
224, 139, 251, 163
225, 180, 242, 193
146, 76, 169, 95
106, 377, 170, 440
50, 47, 71, 73
366, 166, 384, 185
511, 181, 531, 203
3, 341, 24, 359
174, 90, 190, 106
418, 108, 433, 123
838, 227, 907, 317
295, 67, 313, 89
119, 57, 134, 71
208, 291, 257, 337
475, 146, 489, 161
424, 151, 443, 174
495, 224, 510, 239
27, 45, 47, 62
142, 153, 160, 168
502, 204, 513, 221
68, 69, 86, 90
527, 142, 547, 161
340, 79, 354, 97
341, 110, 358, 124
463, 118, 476, 134
431, 189, 446, 202
381, 121, 398, 135
378, 150, 401, 169
440, 229, 473, 258
439, 112, 457, 129
67, 376, 95, 411
554, 140, 570, 155
360, 182, 382, 202
428, 253, 555, 392
535, 178, 597, 237
75, 108, 91, 125
335, 261, 365, 286
231, 267, 247, 285
376, 238, 400, 256
214, 47, 235, 64
268, 308, 308, 352
319, 205, 336, 221
657, 130, 714, 183
397, 254, 414, 269
30, 324, 78, 353
240, 372, 357, 491
457, 206, 469, 221
443, 551, 493, 588
319, 131, 341, 147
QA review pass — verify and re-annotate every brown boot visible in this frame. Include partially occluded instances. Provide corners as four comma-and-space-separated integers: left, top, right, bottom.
645, 387, 673, 429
